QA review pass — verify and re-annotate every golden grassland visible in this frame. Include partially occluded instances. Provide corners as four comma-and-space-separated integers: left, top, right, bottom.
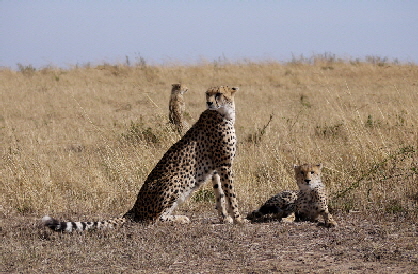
1, 60, 418, 221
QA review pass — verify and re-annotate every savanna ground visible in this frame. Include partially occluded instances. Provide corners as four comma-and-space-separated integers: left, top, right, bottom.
1, 56, 418, 273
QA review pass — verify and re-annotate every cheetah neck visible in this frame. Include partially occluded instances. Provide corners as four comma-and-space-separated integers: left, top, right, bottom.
215, 104, 236, 123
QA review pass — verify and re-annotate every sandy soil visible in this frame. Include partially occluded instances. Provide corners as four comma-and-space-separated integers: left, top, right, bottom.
1, 212, 417, 273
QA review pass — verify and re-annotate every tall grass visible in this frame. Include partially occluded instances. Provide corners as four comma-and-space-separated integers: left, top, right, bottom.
1, 59, 417, 220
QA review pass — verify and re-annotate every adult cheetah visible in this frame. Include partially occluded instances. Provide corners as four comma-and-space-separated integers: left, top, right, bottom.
169, 83, 189, 135
43, 86, 242, 232
247, 164, 337, 227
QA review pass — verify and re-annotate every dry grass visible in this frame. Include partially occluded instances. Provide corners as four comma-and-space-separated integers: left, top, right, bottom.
2, 60, 417, 216
1, 59, 418, 272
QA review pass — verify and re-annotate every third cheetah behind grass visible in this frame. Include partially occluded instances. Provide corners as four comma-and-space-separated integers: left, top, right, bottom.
247, 164, 337, 227
169, 83, 189, 135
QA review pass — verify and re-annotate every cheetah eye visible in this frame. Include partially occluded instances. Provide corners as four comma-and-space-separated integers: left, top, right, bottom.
215, 93, 222, 98
300, 171, 304, 175
310, 171, 315, 174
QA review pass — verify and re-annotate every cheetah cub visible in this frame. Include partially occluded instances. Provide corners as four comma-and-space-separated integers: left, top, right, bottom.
169, 83, 189, 135
247, 164, 337, 227
43, 86, 242, 232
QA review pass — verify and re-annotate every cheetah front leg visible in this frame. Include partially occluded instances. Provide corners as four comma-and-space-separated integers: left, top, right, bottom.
212, 172, 232, 223
217, 166, 242, 224
322, 211, 337, 227
314, 191, 337, 228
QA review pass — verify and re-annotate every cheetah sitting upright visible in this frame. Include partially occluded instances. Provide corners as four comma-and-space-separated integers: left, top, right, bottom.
43, 86, 242, 232
247, 164, 337, 227
169, 83, 189, 135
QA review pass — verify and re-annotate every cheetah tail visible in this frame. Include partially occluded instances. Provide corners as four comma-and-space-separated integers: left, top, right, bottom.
42, 216, 126, 232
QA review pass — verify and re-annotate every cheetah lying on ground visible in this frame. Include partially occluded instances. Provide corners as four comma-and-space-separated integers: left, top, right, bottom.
247, 163, 337, 227
43, 86, 242, 232
169, 83, 189, 135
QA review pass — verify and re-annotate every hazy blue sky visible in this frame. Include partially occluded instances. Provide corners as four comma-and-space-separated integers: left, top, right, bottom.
1, 1, 417, 69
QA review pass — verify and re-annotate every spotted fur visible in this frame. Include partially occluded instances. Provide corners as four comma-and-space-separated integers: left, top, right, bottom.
43, 86, 242, 232
246, 190, 298, 221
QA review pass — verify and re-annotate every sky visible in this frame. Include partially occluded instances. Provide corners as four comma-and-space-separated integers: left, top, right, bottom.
1, 1, 418, 69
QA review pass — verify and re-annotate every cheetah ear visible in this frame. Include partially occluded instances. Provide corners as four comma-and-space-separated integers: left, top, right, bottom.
231, 87, 239, 94
317, 163, 323, 169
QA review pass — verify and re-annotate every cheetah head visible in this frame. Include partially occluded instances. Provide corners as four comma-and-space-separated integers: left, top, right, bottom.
171, 83, 188, 95
294, 163, 323, 190
205, 86, 238, 121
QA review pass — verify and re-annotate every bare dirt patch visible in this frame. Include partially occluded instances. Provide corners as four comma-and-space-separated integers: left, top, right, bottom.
1, 212, 417, 273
